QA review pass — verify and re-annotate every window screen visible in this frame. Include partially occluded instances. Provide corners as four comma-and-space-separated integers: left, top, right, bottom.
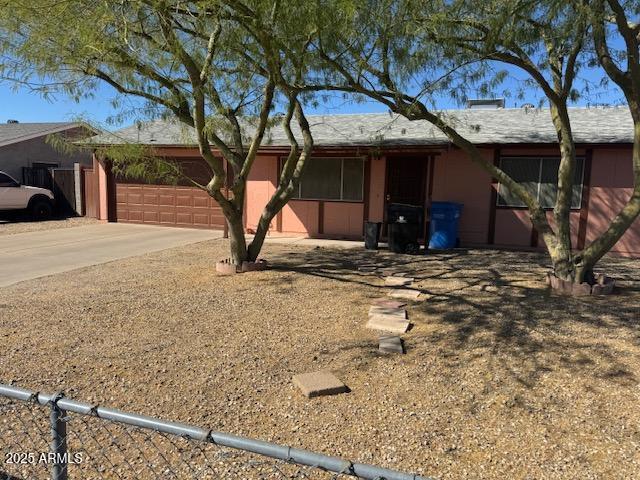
539, 157, 584, 208
292, 157, 365, 201
538, 158, 560, 208
299, 157, 342, 200
498, 156, 584, 209
342, 158, 365, 201
497, 158, 540, 207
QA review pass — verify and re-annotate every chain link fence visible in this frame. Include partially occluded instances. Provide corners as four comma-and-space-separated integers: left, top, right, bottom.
0, 384, 427, 480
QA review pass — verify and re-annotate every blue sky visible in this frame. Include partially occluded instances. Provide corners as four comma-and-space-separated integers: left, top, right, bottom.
0, 66, 626, 130
0, 82, 395, 127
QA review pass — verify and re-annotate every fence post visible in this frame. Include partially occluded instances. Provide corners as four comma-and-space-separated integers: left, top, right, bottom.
74, 163, 83, 215
49, 392, 68, 480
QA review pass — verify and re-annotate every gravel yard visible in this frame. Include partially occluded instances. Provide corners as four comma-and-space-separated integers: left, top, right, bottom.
0, 216, 99, 235
1, 239, 639, 479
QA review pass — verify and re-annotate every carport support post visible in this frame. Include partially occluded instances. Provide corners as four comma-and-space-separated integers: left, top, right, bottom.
49, 392, 68, 480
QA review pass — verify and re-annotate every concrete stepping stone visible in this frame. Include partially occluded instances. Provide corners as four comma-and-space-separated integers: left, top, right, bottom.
385, 276, 414, 287
292, 371, 349, 398
367, 315, 410, 334
379, 335, 405, 354
368, 305, 407, 319
388, 288, 422, 301
371, 298, 407, 309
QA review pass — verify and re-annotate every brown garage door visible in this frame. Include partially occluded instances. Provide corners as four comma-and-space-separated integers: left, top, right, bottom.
115, 183, 225, 229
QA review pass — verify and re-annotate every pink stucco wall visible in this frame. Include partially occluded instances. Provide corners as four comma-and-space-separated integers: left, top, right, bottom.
494, 209, 531, 247
585, 148, 639, 256
96, 155, 108, 221
324, 202, 365, 237
239, 146, 639, 256
244, 154, 367, 238
281, 200, 320, 235
431, 149, 493, 244
244, 154, 278, 232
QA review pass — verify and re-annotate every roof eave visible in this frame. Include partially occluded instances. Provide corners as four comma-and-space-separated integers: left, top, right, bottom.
0, 122, 98, 148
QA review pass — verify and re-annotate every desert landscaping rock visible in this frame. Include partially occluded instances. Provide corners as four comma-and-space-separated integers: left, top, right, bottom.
388, 288, 422, 300
292, 371, 348, 398
0, 216, 99, 236
371, 298, 407, 309
368, 305, 407, 319
2, 241, 640, 479
379, 335, 405, 354
366, 315, 411, 334
385, 276, 414, 287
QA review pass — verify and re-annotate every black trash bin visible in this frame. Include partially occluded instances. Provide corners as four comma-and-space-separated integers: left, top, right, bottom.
386, 203, 424, 254
364, 221, 382, 250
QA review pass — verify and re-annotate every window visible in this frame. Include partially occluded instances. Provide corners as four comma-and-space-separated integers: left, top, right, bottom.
497, 156, 584, 209
0, 173, 18, 187
290, 157, 365, 201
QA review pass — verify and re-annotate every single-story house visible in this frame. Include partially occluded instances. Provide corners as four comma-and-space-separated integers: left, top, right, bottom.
87, 105, 640, 257
0, 121, 94, 185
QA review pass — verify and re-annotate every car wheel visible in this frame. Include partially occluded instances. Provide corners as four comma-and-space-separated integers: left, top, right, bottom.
30, 199, 53, 220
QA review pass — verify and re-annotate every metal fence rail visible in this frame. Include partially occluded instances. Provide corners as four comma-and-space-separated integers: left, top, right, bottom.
0, 384, 428, 480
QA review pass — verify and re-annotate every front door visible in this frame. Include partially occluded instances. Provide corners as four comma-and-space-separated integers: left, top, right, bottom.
386, 156, 427, 205
384, 156, 429, 236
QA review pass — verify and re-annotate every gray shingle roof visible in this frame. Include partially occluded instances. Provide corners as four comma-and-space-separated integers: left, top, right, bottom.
87, 106, 635, 148
0, 122, 85, 147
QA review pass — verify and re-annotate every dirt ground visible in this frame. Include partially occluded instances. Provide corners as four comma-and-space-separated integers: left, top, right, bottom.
1, 239, 639, 479
0, 216, 98, 236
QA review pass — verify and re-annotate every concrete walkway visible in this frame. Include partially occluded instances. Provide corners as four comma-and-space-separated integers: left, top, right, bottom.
0, 223, 221, 287
250, 235, 373, 249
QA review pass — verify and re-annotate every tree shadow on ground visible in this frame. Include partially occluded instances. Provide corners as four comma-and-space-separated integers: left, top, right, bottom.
268, 246, 640, 390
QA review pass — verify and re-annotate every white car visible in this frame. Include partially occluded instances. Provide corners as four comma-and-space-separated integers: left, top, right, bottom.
0, 171, 55, 219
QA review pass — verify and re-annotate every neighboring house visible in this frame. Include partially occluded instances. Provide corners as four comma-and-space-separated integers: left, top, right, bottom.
87, 105, 640, 257
0, 121, 93, 183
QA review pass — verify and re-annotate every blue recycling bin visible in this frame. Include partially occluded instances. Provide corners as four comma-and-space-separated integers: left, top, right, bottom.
428, 202, 463, 249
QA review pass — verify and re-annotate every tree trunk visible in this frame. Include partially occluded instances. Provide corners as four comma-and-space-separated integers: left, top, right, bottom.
246, 207, 274, 262
246, 96, 314, 263
548, 103, 579, 282
226, 210, 248, 266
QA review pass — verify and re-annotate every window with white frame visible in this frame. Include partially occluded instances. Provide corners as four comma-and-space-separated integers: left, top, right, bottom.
289, 157, 365, 201
497, 156, 585, 209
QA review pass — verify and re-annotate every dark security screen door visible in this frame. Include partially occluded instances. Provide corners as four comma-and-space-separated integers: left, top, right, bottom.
385, 156, 427, 206
384, 156, 428, 239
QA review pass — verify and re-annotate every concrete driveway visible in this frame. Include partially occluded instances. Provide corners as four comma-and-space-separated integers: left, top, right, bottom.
0, 223, 222, 287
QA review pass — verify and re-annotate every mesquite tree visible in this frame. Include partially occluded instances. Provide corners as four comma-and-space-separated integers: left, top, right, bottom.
303, 0, 638, 283
0, 0, 314, 265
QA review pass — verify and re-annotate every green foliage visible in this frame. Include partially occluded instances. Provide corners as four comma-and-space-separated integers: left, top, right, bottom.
45, 121, 183, 185
106, 145, 184, 186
